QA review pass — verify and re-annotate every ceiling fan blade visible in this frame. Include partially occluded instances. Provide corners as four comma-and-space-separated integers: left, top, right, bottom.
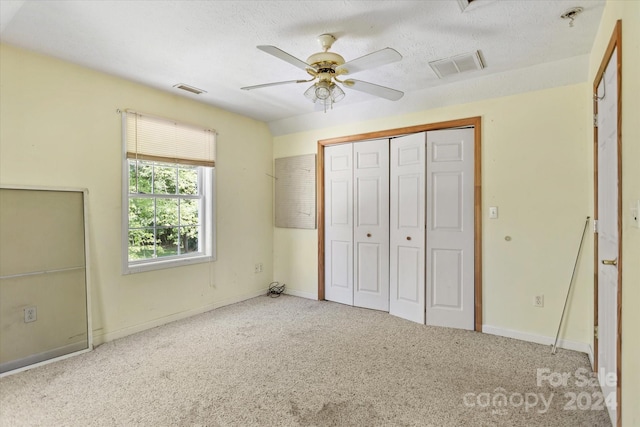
257, 45, 312, 71
342, 79, 404, 101
241, 80, 309, 90
335, 48, 402, 75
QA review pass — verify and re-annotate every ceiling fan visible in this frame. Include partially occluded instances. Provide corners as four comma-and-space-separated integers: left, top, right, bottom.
241, 34, 404, 112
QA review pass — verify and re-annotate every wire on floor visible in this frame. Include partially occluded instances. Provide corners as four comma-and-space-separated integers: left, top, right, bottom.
267, 282, 285, 298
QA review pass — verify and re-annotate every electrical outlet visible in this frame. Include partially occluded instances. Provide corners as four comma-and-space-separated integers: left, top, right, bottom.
254, 263, 263, 274
24, 306, 37, 323
534, 295, 544, 308
258, 263, 263, 273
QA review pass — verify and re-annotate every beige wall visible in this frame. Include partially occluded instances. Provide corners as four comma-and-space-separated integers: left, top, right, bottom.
0, 44, 274, 345
588, 1, 640, 425
275, 83, 593, 346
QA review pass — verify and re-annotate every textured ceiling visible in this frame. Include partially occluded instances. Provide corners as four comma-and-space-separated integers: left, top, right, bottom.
1, 1, 605, 134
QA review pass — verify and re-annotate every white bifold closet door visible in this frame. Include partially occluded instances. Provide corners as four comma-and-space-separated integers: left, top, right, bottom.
326, 128, 474, 329
353, 140, 390, 311
389, 129, 474, 328
325, 140, 389, 311
425, 128, 475, 330
389, 133, 426, 323
324, 143, 354, 306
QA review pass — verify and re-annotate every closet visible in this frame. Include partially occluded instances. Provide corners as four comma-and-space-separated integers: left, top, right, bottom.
324, 128, 475, 330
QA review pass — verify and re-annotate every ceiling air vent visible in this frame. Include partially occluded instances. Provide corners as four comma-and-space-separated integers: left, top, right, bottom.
173, 83, 207, 95
429, 51, 485, 79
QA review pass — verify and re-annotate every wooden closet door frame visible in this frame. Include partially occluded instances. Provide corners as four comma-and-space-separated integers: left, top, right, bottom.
316, 116, 483, 331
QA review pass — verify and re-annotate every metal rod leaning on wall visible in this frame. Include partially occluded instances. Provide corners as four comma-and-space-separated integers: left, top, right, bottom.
551, 216, 590, 354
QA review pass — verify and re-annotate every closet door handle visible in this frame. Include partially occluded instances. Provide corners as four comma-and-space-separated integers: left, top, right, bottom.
406, 236, 412, 241
367, 233, 372, 238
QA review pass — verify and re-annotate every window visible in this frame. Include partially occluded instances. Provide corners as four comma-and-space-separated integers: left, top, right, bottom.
122, 111, 215, 274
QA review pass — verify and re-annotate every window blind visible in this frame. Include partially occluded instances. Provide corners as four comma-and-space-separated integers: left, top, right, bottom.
125, 110, 216, 167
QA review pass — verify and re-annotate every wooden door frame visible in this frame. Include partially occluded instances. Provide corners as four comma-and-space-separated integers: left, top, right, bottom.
316, 116, 483, 332
592, 20, 622, 427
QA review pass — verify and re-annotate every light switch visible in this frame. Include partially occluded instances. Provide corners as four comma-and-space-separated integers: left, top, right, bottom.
489, 206, 498, 219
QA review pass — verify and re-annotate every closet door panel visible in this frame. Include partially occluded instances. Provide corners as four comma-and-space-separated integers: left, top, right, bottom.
396, 246, 421, 302
389, 133, 426, 323
353, 140, 389, 311
426, 128, 474, 330
324, 144, 354, 305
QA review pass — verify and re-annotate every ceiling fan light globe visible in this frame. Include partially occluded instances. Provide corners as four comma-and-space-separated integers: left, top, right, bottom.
316, 86, 331, 100
314, 81, 332, 100
331, 84, 345, 102
303, 84, 318, 103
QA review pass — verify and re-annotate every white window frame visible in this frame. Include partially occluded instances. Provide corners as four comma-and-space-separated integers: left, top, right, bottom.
121, 113, 216, 274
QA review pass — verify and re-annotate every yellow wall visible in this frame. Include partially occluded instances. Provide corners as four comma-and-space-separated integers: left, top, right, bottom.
0, 44, 274, 345
588, 1, 640, 425
275, 82, 593, 346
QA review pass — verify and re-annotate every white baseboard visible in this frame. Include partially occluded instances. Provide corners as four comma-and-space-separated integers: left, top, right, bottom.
283, 288, 317, 300
587, 344, 595, 369
93, 287, 268, 346
482, 325, 591, 355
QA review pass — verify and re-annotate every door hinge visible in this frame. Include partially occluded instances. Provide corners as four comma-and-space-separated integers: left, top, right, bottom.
594, 326, 599, 339
593, 219, 598, 233
593, 114, 598, 127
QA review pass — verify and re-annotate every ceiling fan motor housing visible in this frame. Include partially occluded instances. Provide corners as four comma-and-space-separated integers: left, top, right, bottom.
306, 51, 345, 69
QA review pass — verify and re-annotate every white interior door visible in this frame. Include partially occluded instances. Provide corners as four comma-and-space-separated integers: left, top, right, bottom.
389, 133, 426, 323
324, 144, 353, 305
353, 140, 390, 311
425, 128, 475, 330
596, 47, 618, 426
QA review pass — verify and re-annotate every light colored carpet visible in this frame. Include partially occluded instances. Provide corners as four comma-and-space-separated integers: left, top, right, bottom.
0, 295, 611, 426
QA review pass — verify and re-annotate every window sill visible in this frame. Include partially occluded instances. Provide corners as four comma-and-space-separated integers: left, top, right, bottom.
124, 254, 213, 275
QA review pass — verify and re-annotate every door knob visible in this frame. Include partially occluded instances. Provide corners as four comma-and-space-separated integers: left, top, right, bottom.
406, 236, 411, 241
366, 233, 371, 238
601, 258, 617, 266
